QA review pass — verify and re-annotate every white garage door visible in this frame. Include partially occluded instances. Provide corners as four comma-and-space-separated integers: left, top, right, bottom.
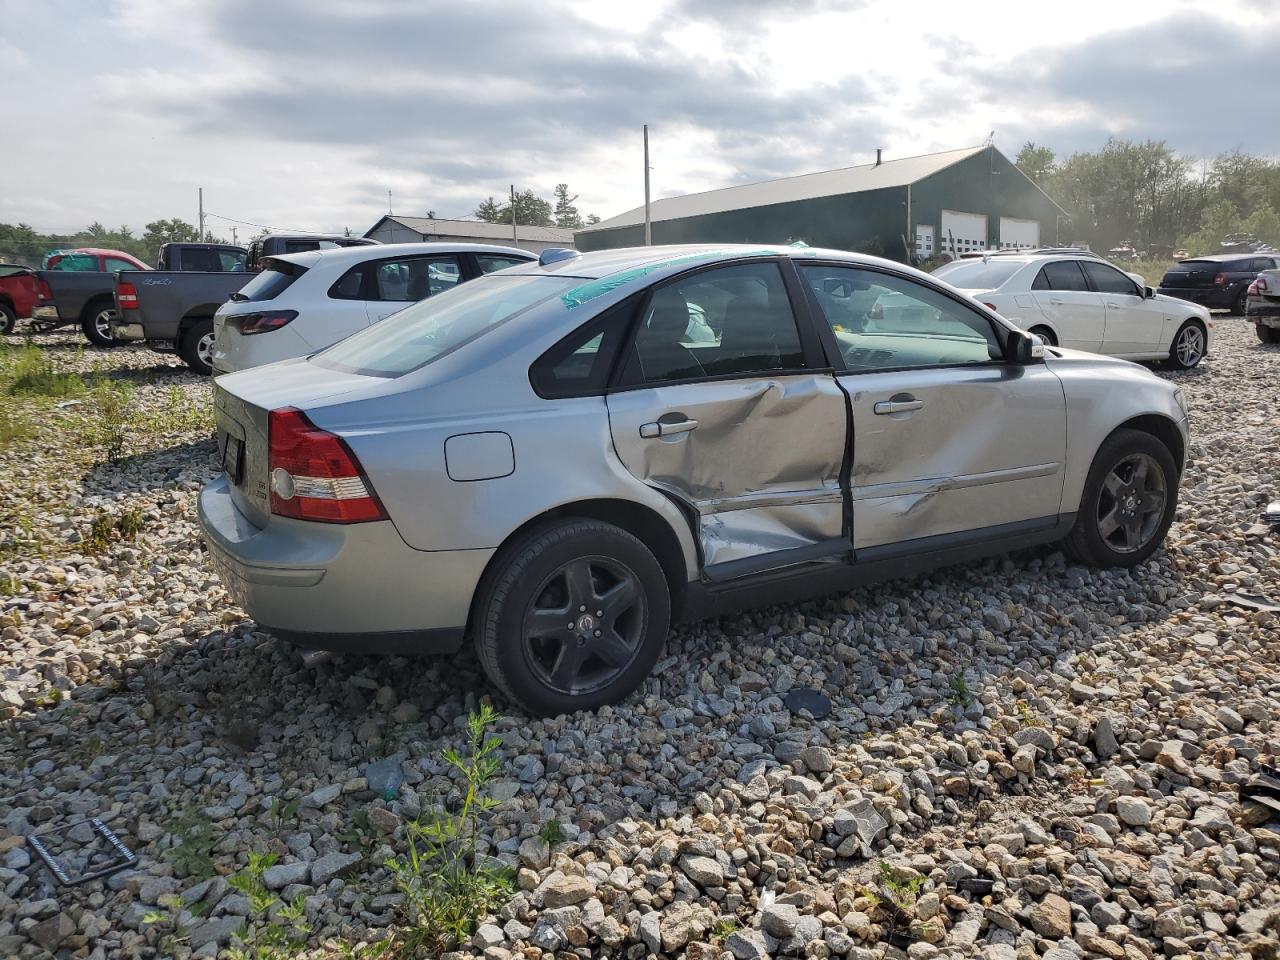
941, 210, 988, 257
999, 217, 1040, 250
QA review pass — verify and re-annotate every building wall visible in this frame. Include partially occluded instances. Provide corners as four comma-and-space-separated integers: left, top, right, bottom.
909, 147, 1064, 258
575, 186, 911, 258
367, 220, 571, 254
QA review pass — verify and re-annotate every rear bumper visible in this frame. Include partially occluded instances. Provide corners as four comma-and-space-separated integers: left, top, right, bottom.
198, 474, 491, 654
1246, 299, 1280, 325
109, 321, 146, 341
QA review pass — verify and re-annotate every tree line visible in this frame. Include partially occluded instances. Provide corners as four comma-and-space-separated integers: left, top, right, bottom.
1016, 139, 1280, 255
473, 184, 601, 230
0, 219, 223, 268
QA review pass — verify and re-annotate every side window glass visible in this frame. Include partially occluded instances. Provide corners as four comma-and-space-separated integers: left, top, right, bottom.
631, 262, 803, 384
328, 265, 365, 300
1083, 262, 1138, 295
104, 257, 136, 272
800, 264, 1002, 372
370, 256, 462, 302
283, 240, 321, 254
220, 251, 247, 272
1031, 268, 1050, 291
1041, 260, 1089, 291
530, 301, 632, 398
477, 255, 530, 274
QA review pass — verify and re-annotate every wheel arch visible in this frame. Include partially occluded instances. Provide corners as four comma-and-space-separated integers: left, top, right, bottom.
1026, 321, 1059, 346
79, 293, 114, 321
178, 306, 219, 335
469, 497, 692, 630
1108, 414, 1185, 475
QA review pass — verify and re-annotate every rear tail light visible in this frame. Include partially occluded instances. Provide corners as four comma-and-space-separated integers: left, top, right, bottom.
1248, 280, 1259, 296
117, 281, 138, 310
1213, 272, 1228, 286
268, 407, 387, 523
35, 278, 52, 302
1258, 277, 1270, 293
239, 310, 298, 335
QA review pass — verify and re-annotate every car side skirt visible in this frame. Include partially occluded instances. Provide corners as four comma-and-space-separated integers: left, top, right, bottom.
680, 513, 1075, 622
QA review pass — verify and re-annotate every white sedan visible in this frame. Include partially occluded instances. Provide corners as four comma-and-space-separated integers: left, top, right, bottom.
933, 252, 1213, 369
211, 242, 535, 375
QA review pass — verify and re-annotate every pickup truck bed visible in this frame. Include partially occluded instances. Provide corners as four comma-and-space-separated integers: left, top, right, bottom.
31, 270, 122, 346
112, 270, 252, 374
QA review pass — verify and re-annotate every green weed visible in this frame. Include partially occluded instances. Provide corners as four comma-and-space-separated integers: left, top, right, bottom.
226, 851, 312, 960
166, 813, 217, 879
0, 404, 35, 447
538, 819, 567, 847
6, 344, 85, 397
949, 673, 972, 708
385, 705, 514, 954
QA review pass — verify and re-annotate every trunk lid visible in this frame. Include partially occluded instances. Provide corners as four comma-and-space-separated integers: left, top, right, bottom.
212, 359, 386, 528
1160, 260, 1220, 289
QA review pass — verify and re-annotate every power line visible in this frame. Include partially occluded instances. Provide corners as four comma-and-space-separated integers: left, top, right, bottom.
202, 210, 320, 235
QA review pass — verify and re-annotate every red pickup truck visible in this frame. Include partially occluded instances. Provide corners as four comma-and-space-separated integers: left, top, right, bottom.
0, 264, 46, 334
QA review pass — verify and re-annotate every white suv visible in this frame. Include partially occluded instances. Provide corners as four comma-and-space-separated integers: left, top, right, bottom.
211, 243, 535, 375
933, 252, 1213, 369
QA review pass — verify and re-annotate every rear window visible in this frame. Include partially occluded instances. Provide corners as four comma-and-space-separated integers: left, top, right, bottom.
231, 260, 306, 302
313, 275, 574, 377
931, 259, 1023, 290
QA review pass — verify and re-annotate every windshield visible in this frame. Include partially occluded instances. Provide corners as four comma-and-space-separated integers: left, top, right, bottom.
313, 275, 575, 377
931, 259, 1025, 290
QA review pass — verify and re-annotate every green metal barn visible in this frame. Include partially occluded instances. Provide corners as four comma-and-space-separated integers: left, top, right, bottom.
574, 145, 1067, 263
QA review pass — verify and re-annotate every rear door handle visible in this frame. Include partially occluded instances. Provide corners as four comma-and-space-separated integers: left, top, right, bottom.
1049, 298, 1065, 305
639, 417, 698, 438
873, 399, 924, 415
1106, 302, 1121, 308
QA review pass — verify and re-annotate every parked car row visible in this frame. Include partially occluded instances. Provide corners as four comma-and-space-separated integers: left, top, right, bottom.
199, 243, 1191, 715
1247, 267, 1280, 343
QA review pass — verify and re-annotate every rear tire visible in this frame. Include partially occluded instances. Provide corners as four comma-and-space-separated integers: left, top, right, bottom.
80, 299, 117, 348
1063, 428, 1178, 569
179, 318, 215, 375
1233, 288, 1249, 317
474, 519, 670, 716
1166, 320, 1205, 369
1257, 323, 1280, 345
1028, 325, 1057, 346
0, 303, 16, 334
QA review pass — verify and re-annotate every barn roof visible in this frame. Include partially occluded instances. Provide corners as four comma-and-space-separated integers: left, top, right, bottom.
580, 145, 1063, 233
366, 215, 575, 244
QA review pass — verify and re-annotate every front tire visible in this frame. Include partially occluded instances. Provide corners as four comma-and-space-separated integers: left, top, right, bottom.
1257, 323, 1280, 345
474, 519, 670, 716
1166, 320, 1205, 369
179, 318, 215, 375
0, 302, 16, 334
80, 300, 117, 347
1233, 287, 1249, 317
1063, 428, 1178, 568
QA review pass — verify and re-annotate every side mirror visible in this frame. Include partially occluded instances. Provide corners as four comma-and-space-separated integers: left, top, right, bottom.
1143, 285, 1156, 299
1008, 329, 1045, 364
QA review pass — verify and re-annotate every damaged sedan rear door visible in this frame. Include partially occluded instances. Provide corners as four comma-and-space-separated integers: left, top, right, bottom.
605, 259, 849, 581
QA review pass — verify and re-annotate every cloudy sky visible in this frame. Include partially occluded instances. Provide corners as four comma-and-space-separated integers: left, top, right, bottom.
2, 0, 1276, 237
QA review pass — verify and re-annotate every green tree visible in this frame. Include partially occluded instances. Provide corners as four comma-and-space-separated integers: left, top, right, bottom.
142, 218, 199, 252
474, 189, 554, 227
586, 213, 601, 225
1015, 142, 1055, 185
553, 184, 583, 229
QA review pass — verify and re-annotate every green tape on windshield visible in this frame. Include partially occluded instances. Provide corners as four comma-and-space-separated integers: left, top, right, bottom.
560, 248, 779, 310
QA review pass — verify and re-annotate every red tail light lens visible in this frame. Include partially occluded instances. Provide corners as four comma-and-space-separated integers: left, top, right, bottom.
268, 407, 387, 523
1258, 277, 1270, 293
1213, 272, 1227, 286
36, 278, 52, 302
117, 281, 138, 310
239, 310, 298, 335
1248, 280, 1259, 296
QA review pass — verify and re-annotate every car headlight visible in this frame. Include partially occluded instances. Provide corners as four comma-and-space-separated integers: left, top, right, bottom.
1173, 388, 1188, 416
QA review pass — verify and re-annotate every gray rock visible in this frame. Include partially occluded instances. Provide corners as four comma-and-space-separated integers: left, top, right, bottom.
638, 911, 662, 954
29, 913, 74, 951
761, 902, 801, 938
262, 860, 310, 890
473, 922, 505, 949
726, 927, 770, 960
187, 916, 246, 948
1093, 715, 1119, 759
1116, 796, 1151, 826
540, 872, 593, 908
680, 854, 725, 888
310, 851, 362, 886
299, 783, 342, 808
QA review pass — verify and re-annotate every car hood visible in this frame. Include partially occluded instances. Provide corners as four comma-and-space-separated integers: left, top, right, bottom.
1042, 345, 1151, 372
1153, 292, 1210, 315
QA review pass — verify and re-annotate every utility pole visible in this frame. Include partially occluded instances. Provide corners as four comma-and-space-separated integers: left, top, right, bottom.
388, 189, 392, 214
231, 227, 237, 246
510, 183, 518, 244
198, 187, 205, 242
643, 125, 652, 246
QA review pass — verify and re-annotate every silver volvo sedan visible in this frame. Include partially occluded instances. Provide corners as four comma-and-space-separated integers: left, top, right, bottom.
200, 245, 1190, 716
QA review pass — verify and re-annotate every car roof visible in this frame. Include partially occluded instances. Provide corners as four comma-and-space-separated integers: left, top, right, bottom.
1177, 254, 1268, 262
63, 247, 141, 258
268, 241, 537, 270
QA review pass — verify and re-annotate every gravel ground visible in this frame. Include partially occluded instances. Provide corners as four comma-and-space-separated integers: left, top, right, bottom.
0, 325, 1278, 960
